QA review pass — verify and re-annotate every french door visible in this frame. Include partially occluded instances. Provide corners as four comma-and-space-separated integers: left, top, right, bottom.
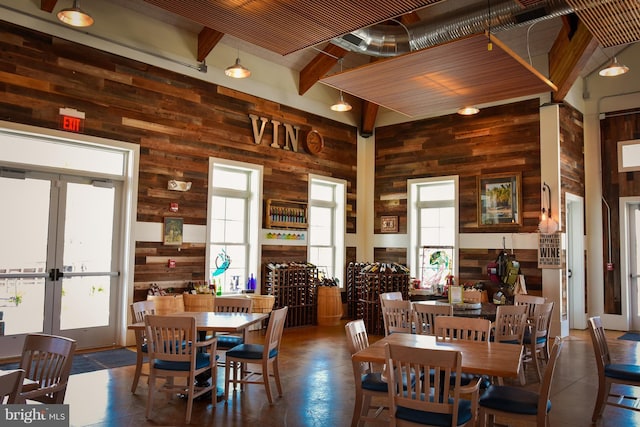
0, 170, 120, 357
628, 202, 640, 331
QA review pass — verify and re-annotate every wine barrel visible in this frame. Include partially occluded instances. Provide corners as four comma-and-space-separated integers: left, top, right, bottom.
317, 286, 343, 326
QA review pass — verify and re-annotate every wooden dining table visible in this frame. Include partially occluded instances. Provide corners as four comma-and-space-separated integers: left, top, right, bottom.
128, 311, 269, 334
353, 333, 522, 379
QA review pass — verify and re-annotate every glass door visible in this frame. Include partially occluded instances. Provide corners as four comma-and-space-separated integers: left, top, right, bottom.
630, 203, 640, 331
0, 171, 120, 356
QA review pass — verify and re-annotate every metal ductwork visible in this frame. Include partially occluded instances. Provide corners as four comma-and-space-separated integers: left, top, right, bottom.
331, 0, 575, 57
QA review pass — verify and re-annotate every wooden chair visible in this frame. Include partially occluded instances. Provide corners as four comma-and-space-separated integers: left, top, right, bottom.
588, 316, 640, 422
384, 342, 480, 427
130, 300, 156, 393
522, 302, 554, 382
381, 299, 413, 336
434, 315, 492, 342
514, 294, 545, 321
492, 304, 528, 385
479, 337, 564, 427
146, 294, 185, 314
224, 306, 288, 404
214, 297, 253, 348
345, 319, 389, 427
144, 314, 217, 424
17, 333, 77, 404
0, 369, 25, 404
379, 291, 403, 306
413, 303, 453, 335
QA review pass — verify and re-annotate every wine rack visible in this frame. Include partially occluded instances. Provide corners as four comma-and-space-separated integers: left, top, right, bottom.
264, 262, 318, 328
265, 199, 307, 229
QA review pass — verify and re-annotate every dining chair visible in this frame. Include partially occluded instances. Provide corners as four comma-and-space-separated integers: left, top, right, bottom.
384, 342, 480, 427
345, 319, 389, 427
214, 297, 254, 365
144, 314, 217, 424
492, 304, 528, 385
16, 333, 77, 404
183, 293, 216, 312
224, 306, 288, 404
522, 301, 554, 382
0, 369, 25, 404
130, 300, 156, 393
381, 299, 413, 336
514, 294, 545, 321
434, 315, 492, 342
379, 291, 403, 305
412, 303, 453, 335
478, 337, 564, 427
588, 316, 640, 422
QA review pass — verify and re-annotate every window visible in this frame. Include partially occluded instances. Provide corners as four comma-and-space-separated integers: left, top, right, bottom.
207, 159, 262, 294
408, 176, 458, 291
308, 175, 346, 287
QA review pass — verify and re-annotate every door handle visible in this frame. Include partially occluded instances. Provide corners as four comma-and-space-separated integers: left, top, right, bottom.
567, 269, 572, 278
48, 268, 64, 281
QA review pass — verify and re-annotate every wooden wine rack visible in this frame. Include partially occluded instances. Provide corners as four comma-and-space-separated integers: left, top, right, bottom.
264, 262, 318, 328
265, 199, 307, 229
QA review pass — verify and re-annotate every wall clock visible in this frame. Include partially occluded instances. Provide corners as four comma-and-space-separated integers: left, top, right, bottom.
305, 130, 324, 154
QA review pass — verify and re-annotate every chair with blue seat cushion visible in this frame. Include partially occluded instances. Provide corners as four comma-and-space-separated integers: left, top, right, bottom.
522, 301, 553, 382
588, 316, 640, 422
345, 319, 389, 427
492, 304, 528, 384
144, 314, 217, 424
224, 306, 287, 404
478, 337, 564, 427
381, 299, 413, 336
413, 303, 453, 336
214, 297, 253, 349
384, 342, 480, 427
130, 300, 156, 393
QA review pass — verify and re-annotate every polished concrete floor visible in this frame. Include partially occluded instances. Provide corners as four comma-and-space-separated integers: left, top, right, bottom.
62, 321, 640, 426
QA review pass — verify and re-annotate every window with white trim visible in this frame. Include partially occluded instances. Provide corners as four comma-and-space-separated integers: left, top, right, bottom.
408, 176, 458, 291
308, 175, 346, 287
207, 159, 262, 294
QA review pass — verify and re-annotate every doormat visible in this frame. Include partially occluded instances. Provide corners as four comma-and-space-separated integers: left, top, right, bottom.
0, 348, 138, 375
618, 332, 640, 342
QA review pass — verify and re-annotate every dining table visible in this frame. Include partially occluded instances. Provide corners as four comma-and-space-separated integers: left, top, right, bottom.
412, 299, 498, 322
353, 333, 523, 380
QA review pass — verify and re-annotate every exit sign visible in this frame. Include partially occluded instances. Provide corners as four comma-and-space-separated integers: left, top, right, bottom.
59, 107, 85, 133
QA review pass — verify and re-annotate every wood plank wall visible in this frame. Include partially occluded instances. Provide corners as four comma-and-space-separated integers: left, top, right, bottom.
600, 109, 640, 314
0, 22, 357, 300
374, 99, 543, 294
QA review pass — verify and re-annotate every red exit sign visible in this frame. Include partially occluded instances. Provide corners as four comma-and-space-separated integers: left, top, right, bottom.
59, 108, 85, 133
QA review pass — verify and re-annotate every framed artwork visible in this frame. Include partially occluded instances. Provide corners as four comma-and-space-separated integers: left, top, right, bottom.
477, 173, 521, 226
381, 215, 399, 233
163, 217, 183, 246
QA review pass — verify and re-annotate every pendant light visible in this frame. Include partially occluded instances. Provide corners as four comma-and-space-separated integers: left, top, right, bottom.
57, 0, 94, 27
225, 50, 251, 79
599, 56, 629, 77
330, 59, 351, 112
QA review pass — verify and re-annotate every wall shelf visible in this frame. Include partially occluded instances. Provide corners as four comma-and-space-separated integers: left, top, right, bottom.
265, 199, 307, 229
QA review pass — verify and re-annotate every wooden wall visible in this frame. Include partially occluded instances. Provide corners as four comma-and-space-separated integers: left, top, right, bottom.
0, 22, 357, 299
374, 99, 543, 294
600, 109, 640, 314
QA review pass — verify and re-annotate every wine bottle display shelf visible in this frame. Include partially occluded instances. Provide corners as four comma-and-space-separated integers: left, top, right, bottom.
265, 199, 307, 230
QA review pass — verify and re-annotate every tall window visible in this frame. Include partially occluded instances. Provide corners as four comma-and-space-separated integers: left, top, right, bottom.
207, 159, 262, 294
308, 175, 346, 286
408, 176, 458, 291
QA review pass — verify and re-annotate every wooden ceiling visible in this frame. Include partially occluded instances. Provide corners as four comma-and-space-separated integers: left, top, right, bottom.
320, 33, 558, 117
142, 0, 442, 55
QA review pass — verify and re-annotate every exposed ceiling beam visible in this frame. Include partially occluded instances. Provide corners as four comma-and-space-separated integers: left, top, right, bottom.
298, 44, 348, 96
549, 17, 599, 102
197, 27, 224, 62
361, 100, 380, 138
40, 0, 58, 13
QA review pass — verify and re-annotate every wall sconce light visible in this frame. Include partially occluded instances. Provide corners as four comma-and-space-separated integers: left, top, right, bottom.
57, 0, 94, 27
538, 182, 558, 233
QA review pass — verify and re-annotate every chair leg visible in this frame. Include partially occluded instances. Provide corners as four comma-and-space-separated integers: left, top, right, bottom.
273, 357, 283, 397
534, 348, 543, 382
131, 352, 144, 393
185, 376, 195, 424
263, 359, 273, 404
146, 373, 155, 419
592, 378, 609, 422
351, 389, 364, 427
224, 359, 232, 400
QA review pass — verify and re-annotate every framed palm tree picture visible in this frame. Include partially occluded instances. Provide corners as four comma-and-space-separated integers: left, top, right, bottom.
477, 173, 521, 226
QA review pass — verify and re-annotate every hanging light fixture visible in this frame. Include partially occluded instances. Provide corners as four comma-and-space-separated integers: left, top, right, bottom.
225, 50, 251, 79
598, 56, 629, 77
538, 182, 559, 233
57, 0, 94, 27
330, 59, 351, 112
457, 106, 480, 116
